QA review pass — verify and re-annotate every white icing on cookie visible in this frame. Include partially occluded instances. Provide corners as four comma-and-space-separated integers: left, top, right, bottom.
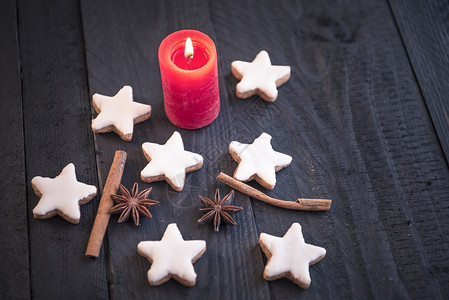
141, 131, 203, 191
229, 133, 292, 189
231, 50, 290, 101
32, 163, 97, 222
259, 223, 326, 288
91, 85, 151, 140
138, 223, 206, 286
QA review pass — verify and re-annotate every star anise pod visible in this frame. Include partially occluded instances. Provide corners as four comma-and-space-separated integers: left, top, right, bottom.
110, 183, 158, 226
198, 189, 243, 232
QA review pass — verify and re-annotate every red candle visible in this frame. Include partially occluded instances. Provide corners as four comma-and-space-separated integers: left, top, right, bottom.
158, 30, 220, 129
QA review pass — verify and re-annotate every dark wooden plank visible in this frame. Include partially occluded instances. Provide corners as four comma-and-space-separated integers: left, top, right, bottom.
0, 1, 30, 299
18, 0, 109, 298
389, 0, 449, 163
80, 0, 269, 299
208, 0, 449, 298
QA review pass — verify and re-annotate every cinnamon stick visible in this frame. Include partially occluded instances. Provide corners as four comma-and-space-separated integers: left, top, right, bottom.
216, 172, 331, 211
86, 150, 127, 258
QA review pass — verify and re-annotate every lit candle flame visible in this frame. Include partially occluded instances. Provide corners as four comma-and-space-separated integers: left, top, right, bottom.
184, 37, 194, 59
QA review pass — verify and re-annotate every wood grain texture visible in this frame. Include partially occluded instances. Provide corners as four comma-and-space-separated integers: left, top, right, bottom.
388, 0, 449, 163
18, 0, 108, 298
0, 1, 30, 299
208, 0, 449, 298
80, 0, 269, 298
5, 0, 447, 298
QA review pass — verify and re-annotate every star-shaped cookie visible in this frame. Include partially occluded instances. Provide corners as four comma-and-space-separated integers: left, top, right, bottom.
259, 223, 326, 289
141, 131, 203, 191
229, 133, 292, 190
231, 50, 291, 102
91, 85, 151, 141
31, 163, 97, 224
137, 223, 206, 286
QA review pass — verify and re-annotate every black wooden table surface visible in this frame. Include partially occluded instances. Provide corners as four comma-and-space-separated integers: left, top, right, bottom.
1, 0, 449, 299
